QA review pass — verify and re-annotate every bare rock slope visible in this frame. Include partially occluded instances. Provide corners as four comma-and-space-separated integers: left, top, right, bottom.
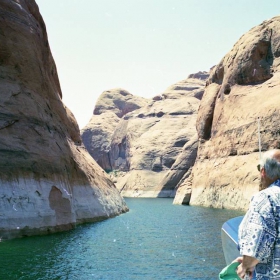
81, 89, 149, 171
0, 0, 128, 239
82, 73, 208, 197
185, 15, 280, 210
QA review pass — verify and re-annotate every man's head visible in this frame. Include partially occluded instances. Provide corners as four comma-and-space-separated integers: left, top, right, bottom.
259, 149, 280, 190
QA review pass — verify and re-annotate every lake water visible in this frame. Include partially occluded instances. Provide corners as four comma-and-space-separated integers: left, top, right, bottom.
0, 198, 244, 280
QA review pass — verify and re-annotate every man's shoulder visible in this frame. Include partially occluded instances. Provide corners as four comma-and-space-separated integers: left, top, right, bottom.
253, 185, 280, 206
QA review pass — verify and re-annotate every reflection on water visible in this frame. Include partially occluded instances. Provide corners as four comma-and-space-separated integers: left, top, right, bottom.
0, 198, 244, 280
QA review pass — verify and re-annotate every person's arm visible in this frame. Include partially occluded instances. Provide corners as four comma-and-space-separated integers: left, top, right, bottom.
236, 255, 259, 279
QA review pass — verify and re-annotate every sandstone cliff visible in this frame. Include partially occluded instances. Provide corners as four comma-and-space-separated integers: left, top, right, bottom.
181, 15, 280, 210
81, 89, 149, 171
0, 0, 128, 239
82, 73, 208, 197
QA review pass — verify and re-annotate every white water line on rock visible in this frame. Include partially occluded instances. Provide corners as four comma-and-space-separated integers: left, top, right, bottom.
63, 187, 71, 197
12, 203, 18, 211
61, 182, 76, 223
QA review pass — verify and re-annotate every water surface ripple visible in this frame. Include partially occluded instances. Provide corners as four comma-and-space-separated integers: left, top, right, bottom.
0, 198, 244, 279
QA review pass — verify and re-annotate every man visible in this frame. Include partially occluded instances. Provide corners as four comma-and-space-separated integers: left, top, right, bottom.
237, 149, 280, 279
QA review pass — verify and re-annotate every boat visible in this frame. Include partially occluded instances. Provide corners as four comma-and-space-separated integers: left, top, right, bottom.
221, 216, 243, 264
221, 216, 256, 279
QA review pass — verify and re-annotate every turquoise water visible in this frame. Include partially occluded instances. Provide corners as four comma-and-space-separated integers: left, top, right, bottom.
0, 198, 244, 280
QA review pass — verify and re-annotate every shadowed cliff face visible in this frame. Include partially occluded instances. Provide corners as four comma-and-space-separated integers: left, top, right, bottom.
82, 73, 208, 198
0, 0, 128, 239
190, 16, 280, 210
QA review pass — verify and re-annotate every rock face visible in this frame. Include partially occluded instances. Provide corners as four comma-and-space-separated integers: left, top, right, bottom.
82, 16, 280, 210
81, 111, 121, 171
81, 89, 149, 171
158, 135, 198, 200
93, 88, 149, 118
162, 71, 209, 100
187, 16, 280, 210
82, 73, 208, 197
0, 0, 128, 239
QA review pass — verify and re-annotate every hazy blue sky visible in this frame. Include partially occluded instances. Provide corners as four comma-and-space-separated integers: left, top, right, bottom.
35, 0, 280, 128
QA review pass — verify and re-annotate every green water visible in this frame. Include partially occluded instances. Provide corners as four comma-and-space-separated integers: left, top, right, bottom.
0, 198, 244, 279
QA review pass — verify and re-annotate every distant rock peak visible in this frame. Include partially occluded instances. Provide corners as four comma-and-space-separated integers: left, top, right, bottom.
82, 71, 207, 200
93, 88, 149, 118
188, 71, 209, 80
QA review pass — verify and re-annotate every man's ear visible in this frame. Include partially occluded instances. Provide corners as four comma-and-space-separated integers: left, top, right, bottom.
261, 167, 266, 177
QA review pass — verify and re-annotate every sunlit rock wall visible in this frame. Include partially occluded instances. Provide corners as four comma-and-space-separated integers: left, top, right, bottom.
82, 73, 208, 197
189, 16, 280, 210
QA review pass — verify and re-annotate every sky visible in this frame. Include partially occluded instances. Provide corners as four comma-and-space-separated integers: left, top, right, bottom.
35, 0, 280, 129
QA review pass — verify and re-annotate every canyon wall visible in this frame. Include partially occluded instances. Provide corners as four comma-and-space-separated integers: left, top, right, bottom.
81, 15, 280, 210
185, 16, 280, 210
81, 89, 148, 171
82, 73, 208, 197
0, 0, 128, 239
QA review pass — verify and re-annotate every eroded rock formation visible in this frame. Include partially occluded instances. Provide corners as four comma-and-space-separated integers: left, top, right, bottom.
186, 15, 280, 210
81, 89, 149, 171
0, 0, 128, 239
82, 73, 208, 197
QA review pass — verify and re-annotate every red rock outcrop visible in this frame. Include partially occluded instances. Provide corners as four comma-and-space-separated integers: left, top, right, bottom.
0, 0, 128, 239
187, 16, 280, 210
82, 73, 208, 197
